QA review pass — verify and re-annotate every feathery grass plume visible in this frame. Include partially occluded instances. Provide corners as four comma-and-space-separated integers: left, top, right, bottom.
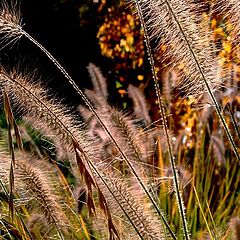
210, 133, 226, 164
160, 69, 177, 105
97, 170, 165, 240
87, 63, 108, 101
133, 1, 190, 239
16, 162, 66, 239
0, 68, 121, 238
0, 151, 95, 240
128, 84, 151, 126
229, 217, 240, 240
82, 67, 150, 161
84, 65, 174, 238
78, 67, 103, 137
80, 65, 112, 148
82, 67, 154, 167
78, 104, 108, 146
17, 153, 67, 224
78, 102, 165, 238
214, 1, 240, 30
26, 213, 51, 239
0, 174, 33, 239
83, 64, 175, 233
96, 107, 175, 238
99, 107, 147, 164
0, 0, 23, 49
84, 89, 106, 107
0, 68, 94, 160
97, 106, 154, 201
214, 1, 240, 63
0, 151, 67, 239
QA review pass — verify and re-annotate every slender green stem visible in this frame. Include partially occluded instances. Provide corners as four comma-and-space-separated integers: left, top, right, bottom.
205, 200, 219, 239
193, 186, 215, 240
0, 180, 33, 240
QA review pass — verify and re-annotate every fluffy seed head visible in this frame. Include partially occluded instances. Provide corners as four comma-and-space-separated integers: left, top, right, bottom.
0, 0, 23, 47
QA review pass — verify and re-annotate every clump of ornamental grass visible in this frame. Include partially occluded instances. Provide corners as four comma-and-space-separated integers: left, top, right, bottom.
0, 151, 68, 238
0, 66, 170, 239
0, 68, 122, 238
0, 0, 239, 240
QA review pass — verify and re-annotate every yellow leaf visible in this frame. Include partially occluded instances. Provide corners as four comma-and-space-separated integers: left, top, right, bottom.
138, 58, 143, 67
211, 18, 217, 29
223, 41, 231, 53
214, 27, 225, 37
126, 34, 134, 46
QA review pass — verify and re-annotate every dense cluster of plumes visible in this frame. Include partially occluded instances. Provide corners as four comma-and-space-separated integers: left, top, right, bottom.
0, 0, 239, 239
